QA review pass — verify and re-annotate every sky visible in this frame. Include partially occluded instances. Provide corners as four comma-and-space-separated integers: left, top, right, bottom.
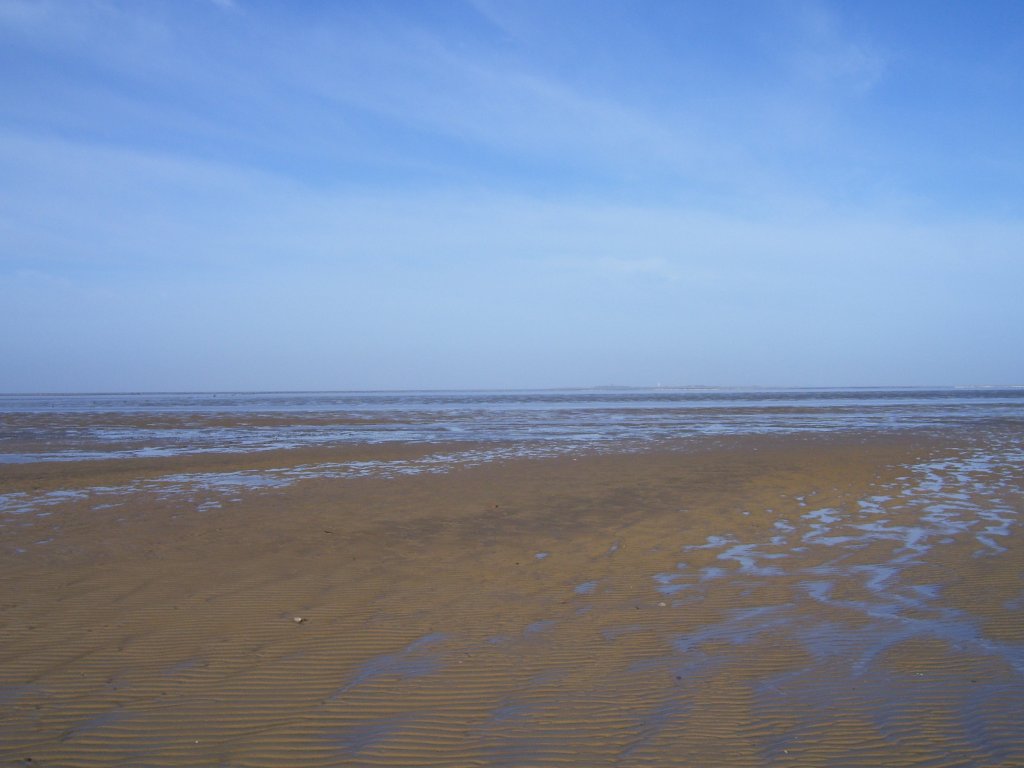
1, 0, 1023, 391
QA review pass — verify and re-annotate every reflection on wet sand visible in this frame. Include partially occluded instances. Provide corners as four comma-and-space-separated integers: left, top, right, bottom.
3, 388, 1023, 464
0, 427, 1022, 766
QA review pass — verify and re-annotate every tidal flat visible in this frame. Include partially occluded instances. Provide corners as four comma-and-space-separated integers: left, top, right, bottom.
1, 392, 1023, 766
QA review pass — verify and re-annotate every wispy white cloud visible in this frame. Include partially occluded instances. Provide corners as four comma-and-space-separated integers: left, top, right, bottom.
2, 130, 1019, 282
0, 0, 883, 200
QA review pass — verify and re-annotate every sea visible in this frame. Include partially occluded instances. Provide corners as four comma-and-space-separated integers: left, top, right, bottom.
1, 387, 1022, 464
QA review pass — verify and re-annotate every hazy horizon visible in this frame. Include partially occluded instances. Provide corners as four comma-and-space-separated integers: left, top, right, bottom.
3, 1, 1023, 392
3, 383, 1023, 397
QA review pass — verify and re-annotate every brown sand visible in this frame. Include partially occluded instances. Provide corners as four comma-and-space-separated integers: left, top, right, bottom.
1, 430, 1022, 766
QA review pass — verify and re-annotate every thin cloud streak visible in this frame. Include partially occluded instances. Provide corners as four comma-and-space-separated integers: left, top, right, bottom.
3, 130, 1019, 279
0, 0, 893, 199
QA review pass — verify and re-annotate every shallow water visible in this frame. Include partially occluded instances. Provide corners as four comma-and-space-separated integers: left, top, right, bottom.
4, 389, 1023, 522
653, 433, 1024, 736
0, 444, 584, 520
2, 387, 1022, 463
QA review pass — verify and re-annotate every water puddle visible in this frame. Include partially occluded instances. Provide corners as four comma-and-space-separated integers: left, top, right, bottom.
332, 633, 448, 697
575, 580, 599, 595
656, 434, 1024, 697
0, 446, 593, 521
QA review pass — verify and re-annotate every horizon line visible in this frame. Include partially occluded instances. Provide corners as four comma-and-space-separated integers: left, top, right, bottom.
2, 384, 1022, 397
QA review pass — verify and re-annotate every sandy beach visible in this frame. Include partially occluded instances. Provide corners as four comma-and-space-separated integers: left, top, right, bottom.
1, 424, 1023, 766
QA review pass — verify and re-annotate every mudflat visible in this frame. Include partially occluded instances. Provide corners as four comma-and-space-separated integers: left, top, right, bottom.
2, 429, 1022, 766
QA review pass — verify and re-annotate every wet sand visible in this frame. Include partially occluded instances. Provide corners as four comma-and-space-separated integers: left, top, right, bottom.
2, 429, 1023, 766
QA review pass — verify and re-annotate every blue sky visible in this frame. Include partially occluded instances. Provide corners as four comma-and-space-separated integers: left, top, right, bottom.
1, 0, 1022, 391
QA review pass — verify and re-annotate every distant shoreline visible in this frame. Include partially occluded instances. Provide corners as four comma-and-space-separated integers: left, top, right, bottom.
3, 384, 1023, 397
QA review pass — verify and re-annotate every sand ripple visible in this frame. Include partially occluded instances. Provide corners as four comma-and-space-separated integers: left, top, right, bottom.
1, 429, 1022, 765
